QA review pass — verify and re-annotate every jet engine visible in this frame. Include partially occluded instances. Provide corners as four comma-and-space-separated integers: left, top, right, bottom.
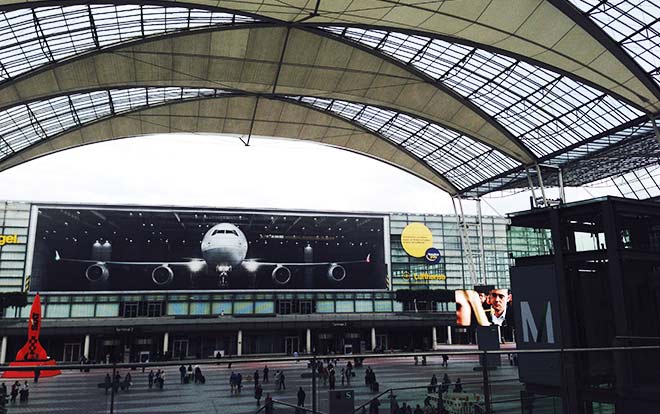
271, 265, 292, 285
327, 264, 346, 282
152, 265, 174, 285
85, 263, 109, 282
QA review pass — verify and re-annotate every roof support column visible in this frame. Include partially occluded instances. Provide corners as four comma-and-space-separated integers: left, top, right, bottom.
476, 198, 486, 285
0, 335, 7, 363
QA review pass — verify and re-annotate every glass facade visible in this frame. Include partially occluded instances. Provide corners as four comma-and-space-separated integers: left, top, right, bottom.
0, 202, 545, 319
0, 201, 30, 293
390, 214, 512, 291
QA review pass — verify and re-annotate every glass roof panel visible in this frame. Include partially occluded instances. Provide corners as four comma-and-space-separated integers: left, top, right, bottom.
323, 26, 644, 159
0, 4, 257, 82
291, 96, 519, 190
0, 87, 220, 159
570, 0, 660, 85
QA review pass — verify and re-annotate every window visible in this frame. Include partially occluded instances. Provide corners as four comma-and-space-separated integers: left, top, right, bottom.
299, 300, 313, 314
278, 300, 292, 315
147, 302, 163, 317
122, 302, 138, 318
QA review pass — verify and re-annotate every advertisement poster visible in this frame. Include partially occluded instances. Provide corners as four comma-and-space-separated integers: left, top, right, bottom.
29, 207, 387, 291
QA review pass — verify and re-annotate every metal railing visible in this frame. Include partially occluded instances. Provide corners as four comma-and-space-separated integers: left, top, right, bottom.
1, 345, 658, 414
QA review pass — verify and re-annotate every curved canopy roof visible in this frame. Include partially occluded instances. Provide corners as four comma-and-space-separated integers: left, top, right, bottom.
0, 0, 658, 197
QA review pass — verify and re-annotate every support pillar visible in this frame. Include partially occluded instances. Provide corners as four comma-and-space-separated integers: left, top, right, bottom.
83, 334, 90, 359
237, 330, 243, 356
162, 332, 169, 354
446, 326, 452, 345
371, 327, 376, 351
432, 327, 438, 350
306, 328, 311, 354
0, 336, 7, 363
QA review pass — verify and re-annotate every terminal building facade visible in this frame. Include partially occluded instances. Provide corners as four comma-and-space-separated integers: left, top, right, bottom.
0, 200, 545, 363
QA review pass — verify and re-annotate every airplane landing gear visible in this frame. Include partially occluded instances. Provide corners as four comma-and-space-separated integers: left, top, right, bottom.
215, 265, 232, 288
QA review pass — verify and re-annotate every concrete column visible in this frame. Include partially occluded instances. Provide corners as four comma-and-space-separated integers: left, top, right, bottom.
432, 327, 438, 350
237, 330, 243, 356
83, 334, 90, 359
0, 336, 7, 364
446, 326, 452, 345
306, 329, 311, 354
371, 327, 376, 351
163, 332, 169, 353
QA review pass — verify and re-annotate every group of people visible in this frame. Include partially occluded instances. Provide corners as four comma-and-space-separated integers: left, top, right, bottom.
1, 381, 29, 404
103, 371, 132, 394
179, 364, 205, 384
364, 366, 378, 392
147, 369, 165, 389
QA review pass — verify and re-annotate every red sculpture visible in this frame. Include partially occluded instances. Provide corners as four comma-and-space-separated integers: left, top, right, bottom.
2, 294, 61, 378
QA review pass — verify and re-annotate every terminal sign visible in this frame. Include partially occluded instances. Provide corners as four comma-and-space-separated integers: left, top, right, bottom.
400, 223, 433, 258
0, 234, 18, 246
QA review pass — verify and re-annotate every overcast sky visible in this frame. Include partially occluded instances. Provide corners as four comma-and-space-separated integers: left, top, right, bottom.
0, 134, 620, 216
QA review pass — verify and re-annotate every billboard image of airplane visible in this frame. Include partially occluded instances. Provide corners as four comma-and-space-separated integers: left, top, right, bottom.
29, 207, 387, 291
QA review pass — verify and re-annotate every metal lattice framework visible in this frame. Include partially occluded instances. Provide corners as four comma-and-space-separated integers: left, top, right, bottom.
0, 1, 659, 197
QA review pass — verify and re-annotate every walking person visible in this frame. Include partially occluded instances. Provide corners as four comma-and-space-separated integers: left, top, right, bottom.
442, 354, 449, 367
179, 364, 186, 384
123, 372, 132, 391
429, 373, 438, 393
33, 368, 40, 383
104, 373, 111, 394
263, 365, 269, 383
453, 378, 463, 393
297, 386, 306, 407
148, 370, 154, 389
10, 382, 18, 403
254, 370, 260, 387
278, 371, 286, 391
19, 381, 28, 403
229, 372, 236, 394
0, 382, 7, 410
265, 393, 274, 414
329, 367, 336, 390
254, 384, 263, 406
441, 374, 451, 393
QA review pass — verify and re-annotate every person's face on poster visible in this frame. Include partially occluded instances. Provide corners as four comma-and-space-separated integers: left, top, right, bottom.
489, 288, 511, 317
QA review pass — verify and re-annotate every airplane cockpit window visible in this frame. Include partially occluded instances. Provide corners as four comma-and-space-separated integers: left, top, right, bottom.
212, 229, 239, 236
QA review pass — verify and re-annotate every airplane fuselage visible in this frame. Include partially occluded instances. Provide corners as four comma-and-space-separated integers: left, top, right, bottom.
200, 223, 248, 271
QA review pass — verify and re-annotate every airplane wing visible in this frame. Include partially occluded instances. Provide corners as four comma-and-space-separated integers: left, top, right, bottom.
244, 254, 372, 284
245, 254, 371, 267
54, 251, 203, 266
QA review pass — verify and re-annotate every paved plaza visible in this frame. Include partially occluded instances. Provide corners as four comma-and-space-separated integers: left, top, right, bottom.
1, 353, 523, 414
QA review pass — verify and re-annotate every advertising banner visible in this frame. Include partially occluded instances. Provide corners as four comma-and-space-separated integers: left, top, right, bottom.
455, 287, 513, 328
29, 207, 387, 291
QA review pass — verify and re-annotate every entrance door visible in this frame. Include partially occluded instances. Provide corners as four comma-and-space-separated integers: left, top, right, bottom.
63, 343, 81, 362
172, 339, 189, 359
376, 334, 388, 351
284, 336, 300, 355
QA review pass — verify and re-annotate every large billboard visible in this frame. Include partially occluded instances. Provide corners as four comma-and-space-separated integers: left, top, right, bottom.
28, 206, 388, 291
455, 286, 513, 328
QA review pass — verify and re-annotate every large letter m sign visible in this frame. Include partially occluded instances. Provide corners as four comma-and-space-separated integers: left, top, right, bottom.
520, 301, 555, 344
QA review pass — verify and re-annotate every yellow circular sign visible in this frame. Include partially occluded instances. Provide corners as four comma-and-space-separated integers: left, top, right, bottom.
400, 223, 433, 258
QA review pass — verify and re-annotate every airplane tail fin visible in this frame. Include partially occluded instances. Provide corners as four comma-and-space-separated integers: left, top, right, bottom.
54, 250, 61, 261
366, 254, 371, 263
